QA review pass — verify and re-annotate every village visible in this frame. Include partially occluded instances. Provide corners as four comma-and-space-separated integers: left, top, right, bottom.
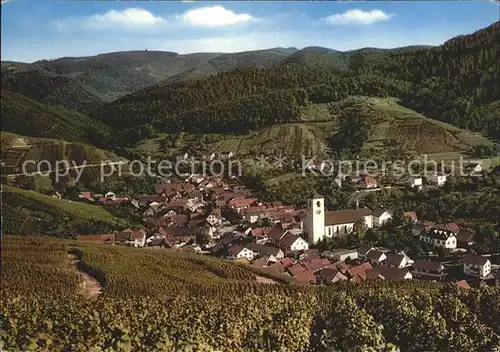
71, 163, 500, 289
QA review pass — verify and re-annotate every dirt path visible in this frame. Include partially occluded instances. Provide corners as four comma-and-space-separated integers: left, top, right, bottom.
255, 276, 278, 284
68, 253, 102, 299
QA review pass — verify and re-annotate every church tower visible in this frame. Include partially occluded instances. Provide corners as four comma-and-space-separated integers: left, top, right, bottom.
304, 193, 325, 244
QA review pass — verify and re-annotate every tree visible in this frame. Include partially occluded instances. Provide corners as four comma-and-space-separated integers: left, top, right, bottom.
353, 219, 368, 237
196, 231, 211, 246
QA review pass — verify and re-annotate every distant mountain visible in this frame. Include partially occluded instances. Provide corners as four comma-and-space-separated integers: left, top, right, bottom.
0, 45, 432, 112
1, 48, 299, 112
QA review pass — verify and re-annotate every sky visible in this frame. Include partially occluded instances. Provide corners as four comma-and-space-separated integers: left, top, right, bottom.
1, 1, 499, 63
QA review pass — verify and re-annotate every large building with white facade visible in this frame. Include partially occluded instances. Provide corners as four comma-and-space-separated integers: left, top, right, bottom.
304, 194, 373, 244
419, 228, 457, 249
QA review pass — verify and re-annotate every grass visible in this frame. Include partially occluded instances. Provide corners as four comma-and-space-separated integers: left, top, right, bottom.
481, 156, 500, 170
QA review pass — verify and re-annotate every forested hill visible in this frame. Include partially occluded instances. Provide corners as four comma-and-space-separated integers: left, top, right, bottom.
0, 49, 297, 112
90, 21, 499, 140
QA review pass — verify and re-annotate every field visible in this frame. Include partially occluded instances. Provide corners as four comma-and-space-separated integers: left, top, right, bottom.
1, 235, 500, 351
134, 96, 496, 163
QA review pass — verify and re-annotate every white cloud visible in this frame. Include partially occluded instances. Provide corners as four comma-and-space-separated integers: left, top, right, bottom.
178, 6, 256, 27
85, 8, 165, 29
323, 9, 393, 25
53, 6, 256, 31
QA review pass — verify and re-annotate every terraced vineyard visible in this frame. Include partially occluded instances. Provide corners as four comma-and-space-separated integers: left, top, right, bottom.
1, 186, 126, 237
134, 96, 496, 162
1, 235, 499, 351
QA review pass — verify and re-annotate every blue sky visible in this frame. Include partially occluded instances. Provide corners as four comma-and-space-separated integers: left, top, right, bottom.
2, 1, 499, 63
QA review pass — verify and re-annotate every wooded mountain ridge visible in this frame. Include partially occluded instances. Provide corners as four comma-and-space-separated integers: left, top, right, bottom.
0, 22, 498, 152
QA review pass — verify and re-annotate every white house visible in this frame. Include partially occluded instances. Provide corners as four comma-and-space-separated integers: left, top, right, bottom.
408, 176, 423, 190
218, 151, 234, 160
412, 259, 446, 279
465, 160, 482, 174
279, 232, 309, 252
373, 208, 393, 227
227, 245, 255, 261
366, 249, 387, 265
384, 253, 413, 269
104, 191, 116, 199
206, 212, 222, 227
126, 230, 147, 247
419, 228, 457, 249
463, 254, 491, 279
429, 173, 447, 186
303, 194, 373, 244
245, 243, 284, 260
331, 248, 359, 261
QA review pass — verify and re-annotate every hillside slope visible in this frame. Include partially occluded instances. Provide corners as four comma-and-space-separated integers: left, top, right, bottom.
2, 235, 499, 351
136, 96, 495, 161
1, 186, 126, 236
1, 90, 111, 143
0, 132, 123, 183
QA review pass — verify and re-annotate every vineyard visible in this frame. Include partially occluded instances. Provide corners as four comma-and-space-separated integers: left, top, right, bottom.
1, 235, 499, 351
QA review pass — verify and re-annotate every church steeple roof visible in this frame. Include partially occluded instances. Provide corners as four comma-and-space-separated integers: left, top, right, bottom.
310, 193, 324, 199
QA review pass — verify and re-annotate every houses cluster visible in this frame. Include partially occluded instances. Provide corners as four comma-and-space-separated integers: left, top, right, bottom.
247, 244, 416, 284
75, 176, 498, 288
412, 221, 477, 250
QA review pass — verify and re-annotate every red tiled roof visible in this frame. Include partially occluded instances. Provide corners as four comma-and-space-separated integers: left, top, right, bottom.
366, 249, 386, 262
227, 245, 246, 255
165, 200, 188, 208
368, 266, 411, 280
267, 226, 286, 243
155, 183, 183, 195
434, 222, 460, 234
266, 262, 285, 274
139, 195, 167, 203
278, 233, 301, 250
287, 263, 306, 276
457, 230, 474, 243
246, 243, 281, 257
76, 234, 114, 242
244, 206, 268, 215
78, 192, 93, 201
229, 198, 258, 208
325, 261, 350, 273
325, 208, 372, 226
384, 254, 405, 267
250, 227, 272, 238
304, 258, 328, 273
413, 259, 444, 272
129, 231, 146, 240
170, 214, 188, 227
280, 258, 296, 268
347, 262, 373, 281
463, 254, 489, 266
455, 280, 470, 289
293, 269, 316, 284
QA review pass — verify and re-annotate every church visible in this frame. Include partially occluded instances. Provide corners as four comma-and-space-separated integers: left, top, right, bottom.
303, 194, 374, 244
